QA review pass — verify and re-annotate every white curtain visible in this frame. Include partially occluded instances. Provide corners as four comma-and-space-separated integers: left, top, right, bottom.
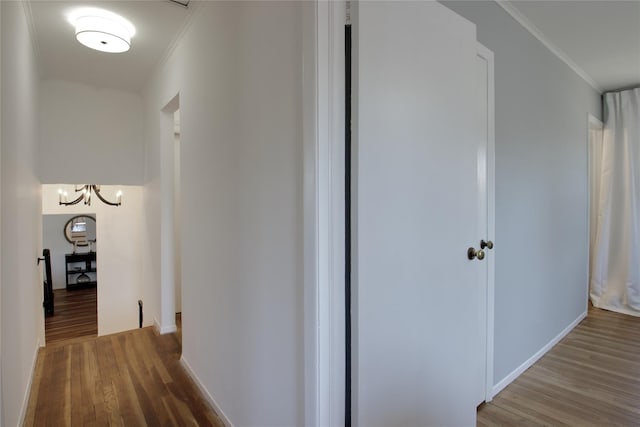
590, 88, 640, 315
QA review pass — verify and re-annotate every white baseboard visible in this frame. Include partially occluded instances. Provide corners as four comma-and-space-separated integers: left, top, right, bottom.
491, 311, 587, 399
180, 356, 234, 427
160, 324, 177, 334
153, 317, 177, 335
18, 340, 41, 426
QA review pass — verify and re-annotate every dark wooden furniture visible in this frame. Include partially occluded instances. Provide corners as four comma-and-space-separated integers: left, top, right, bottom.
65, 252, 97, 289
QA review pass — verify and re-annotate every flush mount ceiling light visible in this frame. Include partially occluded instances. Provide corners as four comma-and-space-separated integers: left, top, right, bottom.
69, 9, 135, 53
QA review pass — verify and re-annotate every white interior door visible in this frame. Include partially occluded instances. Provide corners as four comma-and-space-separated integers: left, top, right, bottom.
354, 2, 482, 425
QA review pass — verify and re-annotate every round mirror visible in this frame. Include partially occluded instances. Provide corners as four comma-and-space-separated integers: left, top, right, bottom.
64, 215, 96, 248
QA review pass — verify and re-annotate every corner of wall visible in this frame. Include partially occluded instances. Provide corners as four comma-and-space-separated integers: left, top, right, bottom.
490, 310, 587, 399
153, 317, 176, 335
180, 356, 234, 427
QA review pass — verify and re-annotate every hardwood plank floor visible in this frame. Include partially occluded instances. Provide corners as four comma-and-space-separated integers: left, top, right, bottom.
24, 324, 224, 427
34, 299, 640, 426
478, 304, 640, 426
45, 287, 97, 344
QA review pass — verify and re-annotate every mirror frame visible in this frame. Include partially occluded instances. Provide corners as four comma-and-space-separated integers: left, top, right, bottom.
63, 215, 96, 246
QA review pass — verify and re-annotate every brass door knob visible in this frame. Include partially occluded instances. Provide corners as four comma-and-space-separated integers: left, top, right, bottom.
480, 240, 494, 250
467, 247, 485, 260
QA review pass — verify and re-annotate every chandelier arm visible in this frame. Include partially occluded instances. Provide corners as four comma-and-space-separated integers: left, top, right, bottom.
92, 185, 121, 206
60, 194, 85, 206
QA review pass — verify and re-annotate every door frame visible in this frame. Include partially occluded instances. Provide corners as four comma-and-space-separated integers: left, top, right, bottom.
157, 94, 180, 334
476, 43, 496, 402
586, 114, 603, 311
303, 1, 347, 426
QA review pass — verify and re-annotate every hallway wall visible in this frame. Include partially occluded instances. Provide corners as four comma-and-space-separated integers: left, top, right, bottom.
0, 6, 3, 423
39, 79, 145, 185
1, 2, 43, 425
142, 3, 304, 425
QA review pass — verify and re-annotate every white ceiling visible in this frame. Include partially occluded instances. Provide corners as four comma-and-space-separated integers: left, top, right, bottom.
25, 1, 640, 94
27, 0, 194, 93
504, 0, 640, 93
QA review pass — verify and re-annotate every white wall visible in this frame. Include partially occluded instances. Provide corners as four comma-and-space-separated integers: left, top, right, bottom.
442, 1, 602, 389
142, 3, 304, 425
42, 214, 96, 289
0, 4, 3, 423
1, 3, 43, 425
39, 79, 145, 185
42, 184, 144, 336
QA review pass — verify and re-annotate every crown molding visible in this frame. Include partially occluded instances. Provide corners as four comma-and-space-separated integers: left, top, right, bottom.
21, 0, 44, 78
155, 0, 201, 72
496, 0, 602, 94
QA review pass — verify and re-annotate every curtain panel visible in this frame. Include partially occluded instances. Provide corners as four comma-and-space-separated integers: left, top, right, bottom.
590, 88, 640, 316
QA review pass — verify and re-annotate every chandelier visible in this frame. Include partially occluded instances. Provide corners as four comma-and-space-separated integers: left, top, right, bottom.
58, 185, 122, 207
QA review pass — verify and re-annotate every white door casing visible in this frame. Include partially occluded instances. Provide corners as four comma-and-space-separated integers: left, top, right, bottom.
303, 1, 347, 426
475, 43, 496, 404
353, 2, 481, 425
587, 114, 603, 311
158, 94, 179, 334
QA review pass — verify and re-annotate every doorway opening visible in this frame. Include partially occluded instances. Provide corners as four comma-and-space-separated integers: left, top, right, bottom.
158, 94, 182, 343
42, 213, 98, 343
173, 109, 183, 342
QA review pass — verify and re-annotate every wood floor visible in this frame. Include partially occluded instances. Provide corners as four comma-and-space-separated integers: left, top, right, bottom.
29, 297, 640, 426
45, 287, 97, 344
25, 323, 224, 426
478, 304, 640, 426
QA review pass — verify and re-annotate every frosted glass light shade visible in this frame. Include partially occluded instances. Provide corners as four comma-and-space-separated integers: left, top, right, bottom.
75, 16, 131, 53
